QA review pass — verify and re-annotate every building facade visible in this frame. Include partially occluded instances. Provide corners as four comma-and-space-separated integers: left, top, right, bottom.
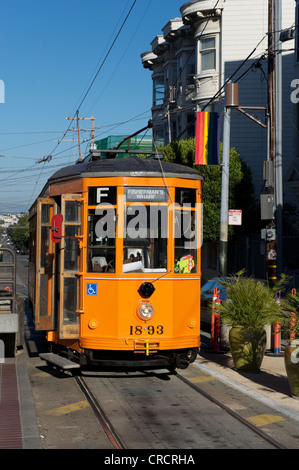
286, 1, 299, 210
141, 0, 295, 202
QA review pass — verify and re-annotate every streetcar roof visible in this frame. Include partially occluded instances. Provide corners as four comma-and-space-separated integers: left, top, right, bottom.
48, 153, 203, 184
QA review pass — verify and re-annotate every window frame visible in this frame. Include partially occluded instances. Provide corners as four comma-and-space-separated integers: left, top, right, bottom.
199, 36, 216, 72
153, 76, 165, 106
87, 186, 117, 274
174, 187, 199, 275
123, 187, 169, 274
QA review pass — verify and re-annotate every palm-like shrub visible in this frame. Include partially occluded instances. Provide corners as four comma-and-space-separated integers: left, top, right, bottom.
214, 270, 287, 329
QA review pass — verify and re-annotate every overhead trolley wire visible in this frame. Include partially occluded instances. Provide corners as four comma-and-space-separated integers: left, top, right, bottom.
84, 0, 151, 118
69, 0, 134, 119
201, 34, 268, 112
23, 0, 138, 207
75, 0, 137, 115
151, 0, 223, 126
197, 18, 295, 113
32, 0, 138, 163
172, 33, 269, 143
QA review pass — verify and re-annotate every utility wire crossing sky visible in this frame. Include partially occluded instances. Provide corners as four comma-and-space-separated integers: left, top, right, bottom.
0, 0, 183, 213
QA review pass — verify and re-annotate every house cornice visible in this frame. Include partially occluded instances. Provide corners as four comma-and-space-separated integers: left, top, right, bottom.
180, 0, 224, 23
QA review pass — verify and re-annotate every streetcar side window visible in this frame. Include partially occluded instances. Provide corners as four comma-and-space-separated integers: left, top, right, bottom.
174, 188, 197, 274
64, 201, 81, 272
175, 187, 196, 207
29, 207, 36, 265
87, 209, 116, 273
63, 277, 78, 325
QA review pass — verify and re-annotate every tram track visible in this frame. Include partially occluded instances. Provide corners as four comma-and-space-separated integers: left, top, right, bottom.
74, 374, 127, 449
71, 367, 286, 450
16, 255, 296, 449
175, 372, 287, 450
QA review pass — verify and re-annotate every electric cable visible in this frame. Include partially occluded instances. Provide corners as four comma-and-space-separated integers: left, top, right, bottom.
16, 0, 138, 208
85, 0, 152, 117
36, 0, 138, 166
4, 2, 295, 209
75, 0, 137, 115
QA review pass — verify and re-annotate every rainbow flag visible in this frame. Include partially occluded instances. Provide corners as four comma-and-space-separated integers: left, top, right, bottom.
195, 112, 221, 165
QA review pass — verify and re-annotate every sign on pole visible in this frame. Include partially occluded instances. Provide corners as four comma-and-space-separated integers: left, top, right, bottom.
228, 210, 242, 225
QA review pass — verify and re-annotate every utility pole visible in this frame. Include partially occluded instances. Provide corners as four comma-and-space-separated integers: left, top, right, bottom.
264, 0, 283, 285
76, 110, 81, 161
219, 1, 284, 282
275, 0, 283, 277
219, 82, 266, 277
219, 105, 231, 277
66, 115, 101, 160
264, 0, 277, 286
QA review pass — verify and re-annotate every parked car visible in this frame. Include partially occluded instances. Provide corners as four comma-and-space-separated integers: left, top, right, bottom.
201, 278, 228, 301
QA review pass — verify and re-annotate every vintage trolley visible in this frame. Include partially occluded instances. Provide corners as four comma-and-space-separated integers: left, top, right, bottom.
29, 149, 203, 369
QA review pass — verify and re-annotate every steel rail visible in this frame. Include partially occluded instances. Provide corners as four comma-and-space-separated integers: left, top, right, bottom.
176, 372, 287, 450
74, 375, 127, 449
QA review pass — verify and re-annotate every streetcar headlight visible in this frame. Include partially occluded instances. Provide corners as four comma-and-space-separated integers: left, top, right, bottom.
138, 302, 154, 320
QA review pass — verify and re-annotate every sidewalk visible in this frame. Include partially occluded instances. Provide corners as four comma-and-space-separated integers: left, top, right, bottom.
198, 332, 299, 419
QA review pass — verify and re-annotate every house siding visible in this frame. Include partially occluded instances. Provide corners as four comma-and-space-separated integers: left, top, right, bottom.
141, 0, 296, 203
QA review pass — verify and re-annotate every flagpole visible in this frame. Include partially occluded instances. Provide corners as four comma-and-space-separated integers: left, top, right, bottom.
219, 105, 231, 277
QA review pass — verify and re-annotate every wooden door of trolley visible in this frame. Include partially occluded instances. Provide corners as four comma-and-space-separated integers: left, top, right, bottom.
59, 194, 82, 339
35, 197, 56, 330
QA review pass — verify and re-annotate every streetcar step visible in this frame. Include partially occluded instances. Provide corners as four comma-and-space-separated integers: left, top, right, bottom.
39, 353, 80, 370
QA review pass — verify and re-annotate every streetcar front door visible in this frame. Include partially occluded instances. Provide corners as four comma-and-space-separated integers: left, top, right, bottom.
34, 197, 56, 330
58, 194, 82, 339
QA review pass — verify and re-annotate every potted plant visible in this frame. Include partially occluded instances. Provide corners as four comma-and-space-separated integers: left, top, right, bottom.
281, 290, 299, 398
214, 270, 286, 371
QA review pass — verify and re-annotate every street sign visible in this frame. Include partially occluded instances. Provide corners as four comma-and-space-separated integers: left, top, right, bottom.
228, 210, 242, 225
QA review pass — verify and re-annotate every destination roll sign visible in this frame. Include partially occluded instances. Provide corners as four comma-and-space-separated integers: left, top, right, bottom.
125, 187, 168, 202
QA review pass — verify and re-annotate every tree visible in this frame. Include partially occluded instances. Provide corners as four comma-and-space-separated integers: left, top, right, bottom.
8, 214, 29, 251
159, 138, 256, 242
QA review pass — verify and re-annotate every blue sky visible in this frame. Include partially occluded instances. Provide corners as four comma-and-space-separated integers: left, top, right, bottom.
0, 0, 183, 212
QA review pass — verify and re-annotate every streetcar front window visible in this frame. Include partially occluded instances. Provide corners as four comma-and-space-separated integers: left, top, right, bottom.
87, 186, 117, 273
123, 205, 167, 273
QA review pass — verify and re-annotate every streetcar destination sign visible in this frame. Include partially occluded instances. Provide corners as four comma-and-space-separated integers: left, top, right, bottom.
125, 187, 168, 202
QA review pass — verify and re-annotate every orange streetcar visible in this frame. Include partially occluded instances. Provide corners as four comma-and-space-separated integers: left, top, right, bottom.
29, 149, 203, 370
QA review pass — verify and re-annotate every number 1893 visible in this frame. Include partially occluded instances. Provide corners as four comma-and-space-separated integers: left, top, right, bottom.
129, 325, 164, 335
